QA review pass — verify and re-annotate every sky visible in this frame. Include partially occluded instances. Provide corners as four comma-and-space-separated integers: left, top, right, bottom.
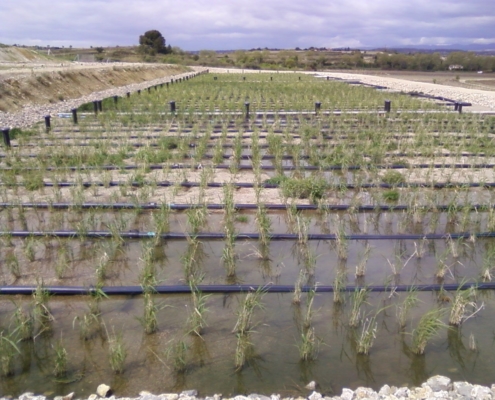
1, 0, 494, 50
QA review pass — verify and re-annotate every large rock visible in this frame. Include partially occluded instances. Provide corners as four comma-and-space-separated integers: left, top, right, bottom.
97, 384, 112, 398
340, 388, 354, 400
423, 376, 451, 392
308, 392, 322, 400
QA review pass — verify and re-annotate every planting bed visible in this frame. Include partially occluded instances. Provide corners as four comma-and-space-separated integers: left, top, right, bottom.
2, 73, 495, 397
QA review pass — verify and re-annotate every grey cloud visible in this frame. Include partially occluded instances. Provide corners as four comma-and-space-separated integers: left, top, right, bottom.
0, 0, 493, 49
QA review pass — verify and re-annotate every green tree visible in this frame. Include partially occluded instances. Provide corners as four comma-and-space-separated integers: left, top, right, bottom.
139, 30, 170, 55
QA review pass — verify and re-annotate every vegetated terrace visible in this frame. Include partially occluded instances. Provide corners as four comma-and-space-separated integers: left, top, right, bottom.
1, 72, 495, 398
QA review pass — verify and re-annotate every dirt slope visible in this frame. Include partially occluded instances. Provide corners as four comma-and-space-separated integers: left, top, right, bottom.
0, 63, 188, 112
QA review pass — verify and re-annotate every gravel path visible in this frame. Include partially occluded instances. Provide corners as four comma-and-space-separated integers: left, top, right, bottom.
319, 71, 495, 111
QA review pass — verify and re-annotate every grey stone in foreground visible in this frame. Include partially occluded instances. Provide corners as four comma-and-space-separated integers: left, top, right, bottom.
4, 376, 495, 400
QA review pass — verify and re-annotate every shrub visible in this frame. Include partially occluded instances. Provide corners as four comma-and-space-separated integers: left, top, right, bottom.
382, 170, 405, 186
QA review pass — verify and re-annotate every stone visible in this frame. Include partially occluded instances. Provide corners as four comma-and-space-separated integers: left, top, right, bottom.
340, 389, 354, 400
161, 395, 179, 400
54, 394, 74, 400
305, 382, 317, 391
97, 384, 112, 398
354, 387, 376, 399
378, 385, 391, 396
423, 376, 451, 392
471, 385, 492, 399
394, 387, 410, 398
432, 390, 449, 398
88, 395, 98, 400
140, 395, 161, 400
249, 395, 271, 400
453, 382, 473, 398
181, 391, 198, 397
308, 392, 322, 400
270, 395, 280, 400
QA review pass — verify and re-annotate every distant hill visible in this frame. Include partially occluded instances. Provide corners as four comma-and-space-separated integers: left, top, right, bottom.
0, 46, 49, 62
370, 43, 495, 54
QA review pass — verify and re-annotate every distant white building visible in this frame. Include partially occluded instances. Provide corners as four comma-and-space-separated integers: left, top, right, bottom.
448, 64, 464, 71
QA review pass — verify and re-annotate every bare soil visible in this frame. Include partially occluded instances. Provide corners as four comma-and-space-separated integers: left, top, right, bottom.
0, 63, 188, 112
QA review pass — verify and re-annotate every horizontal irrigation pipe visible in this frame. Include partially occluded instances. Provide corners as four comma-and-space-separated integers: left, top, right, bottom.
1, 202, 494, 212
86, 110, 460, 117
3, 181, 495, 191
2, 163, 495, 172
0, 230, 493, 240
0, 282, 488, 296
3, 152, 492, 161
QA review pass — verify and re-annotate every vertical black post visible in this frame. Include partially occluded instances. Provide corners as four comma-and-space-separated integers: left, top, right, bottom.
113, 95, 118, 105
93, 100, 98, 115
2, 128, 11, 148
98, 100, 103, 112
454, 102, 459, 111
71, 108, 78, 124
44, 115, 51, 131
166, 82, 169, 88
147, 87, 151, 93
245, 102, 250, 119
326, 76, 329, 81
170, 101, 176, 113
458, 103, 463, 114
171, 79, 174, 84
315, 102, 321, 114
270, 76, 273, 81
299, 76, 301, 81
243, 77, 246, 81
137, 90, 141, 95
384, 100, 391, 113
214, 77, 217, 80
155, 85, 158, 90
126, 92, 130, 98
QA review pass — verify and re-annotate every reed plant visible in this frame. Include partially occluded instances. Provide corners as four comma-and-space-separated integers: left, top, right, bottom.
108, 330, 127, 374
397, 288, 419, 329
356, 317, 377, 355
449, 286, 479, 326
53, 339, 68, 378
12, 307, 34, 341
188, 281, 210, 336
165, 338, 188, 373
0, 331, 19, 377
333, 269, 347, 304
298, 326, 319, 361
349, 288, 368, 328
411, 308, 447, 355
355, 242, 372, 278
233, 287, 265, 335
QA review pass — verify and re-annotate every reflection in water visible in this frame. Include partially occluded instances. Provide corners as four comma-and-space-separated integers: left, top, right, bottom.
399, 333, 430, 386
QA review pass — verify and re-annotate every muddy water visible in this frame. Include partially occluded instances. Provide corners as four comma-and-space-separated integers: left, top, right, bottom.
1, 208, 495, 397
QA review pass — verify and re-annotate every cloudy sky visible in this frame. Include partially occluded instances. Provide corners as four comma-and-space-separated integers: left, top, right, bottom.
1, 0, 494, 50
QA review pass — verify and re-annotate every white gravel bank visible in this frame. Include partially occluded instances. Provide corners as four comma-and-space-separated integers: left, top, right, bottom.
319, 71, 495, 111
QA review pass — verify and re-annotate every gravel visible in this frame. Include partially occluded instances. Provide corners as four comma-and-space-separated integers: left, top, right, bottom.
5, 376, 495, 400
0, 66, 204, 130
319, 71, 495, 111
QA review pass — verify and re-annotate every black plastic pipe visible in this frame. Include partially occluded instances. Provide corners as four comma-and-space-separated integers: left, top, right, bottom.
1, 201, 494, 212
0, 282, 489, 296
3, 163, 495, 173
71, 108, 78, 124
0, 230, 493, 241
44, 115, 51, 131
1, 128, 10, 148
4, 180, 495, 191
